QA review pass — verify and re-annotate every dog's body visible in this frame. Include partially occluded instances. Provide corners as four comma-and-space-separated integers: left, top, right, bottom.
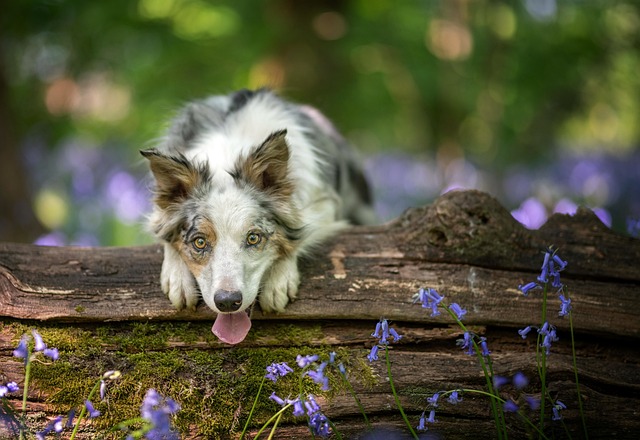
142, 89, 374, 344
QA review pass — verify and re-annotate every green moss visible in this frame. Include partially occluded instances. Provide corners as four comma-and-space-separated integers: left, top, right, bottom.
3, 320, 378, 438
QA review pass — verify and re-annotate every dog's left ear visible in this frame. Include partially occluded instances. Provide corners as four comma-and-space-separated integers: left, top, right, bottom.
235, 130, 291, 197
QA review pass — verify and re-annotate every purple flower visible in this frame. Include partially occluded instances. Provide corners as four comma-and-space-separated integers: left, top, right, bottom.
367, 345, 379, 362
525, 395, 540, 410
35, 416, 63, 439
449, 303, 467, 320
518, 326, 533, 339
43, 348, 59, 361
265, 362, 294, 382
512, 372, 529, 389
388, 327, 402, 342
329, 352, 336, 363
13, 337, 28, 360
479, 337, 491, 356
447, 390, 462, 404
269, 392, 285, 406
0, 382, 19, 397
552, 254, 568, 271
33, 330, 46, 352
305, 395, 322, 415
296, 354, 319, 368
493, 375, 509, 389
307, 362, 329, 391
290, 398, 305, 417
539, 322, 559, 355
309, 411, 331, 437
414, 288, 444, 317
425, 409, 436, 423
139, 389, 180, 440
457, 331, 474, 355
538, 251, 551, 283
427, 392, 440, 407
503, 400, 519, 412
85, 400, 101, 418
552, 400, 567, 421
558, 294, 572, 317
417, 412, 426, 431
518, 281, 540, 296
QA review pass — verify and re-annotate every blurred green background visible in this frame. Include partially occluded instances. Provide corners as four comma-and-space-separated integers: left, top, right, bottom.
1, 0, 639, 246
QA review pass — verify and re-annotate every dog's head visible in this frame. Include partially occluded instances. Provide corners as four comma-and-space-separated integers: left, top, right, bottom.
142, 130, 301, 343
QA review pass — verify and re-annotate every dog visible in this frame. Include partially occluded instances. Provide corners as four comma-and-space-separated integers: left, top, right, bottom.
142, 89, 375, 344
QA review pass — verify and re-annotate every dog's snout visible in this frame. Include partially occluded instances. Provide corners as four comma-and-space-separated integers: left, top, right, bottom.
214, 289, 243, 312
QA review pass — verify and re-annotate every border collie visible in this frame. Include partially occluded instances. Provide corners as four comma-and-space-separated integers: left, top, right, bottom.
142, 89, 374, 344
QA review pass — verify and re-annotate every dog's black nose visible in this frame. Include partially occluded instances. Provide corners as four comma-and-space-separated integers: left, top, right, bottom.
214, 290, 243, 312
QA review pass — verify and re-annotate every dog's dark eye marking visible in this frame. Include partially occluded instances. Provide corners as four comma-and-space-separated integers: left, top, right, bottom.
192, 237, 208, 250
246, 232, 262, 246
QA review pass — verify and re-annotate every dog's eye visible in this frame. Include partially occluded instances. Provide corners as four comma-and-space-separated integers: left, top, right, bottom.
246, 232, 262, 246
193, 237, 207, 250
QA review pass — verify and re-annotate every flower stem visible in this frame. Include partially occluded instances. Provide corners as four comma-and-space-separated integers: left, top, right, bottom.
384, 345, 419, 439
538, 282, 549, 437
339, 370, 370, 429
240, 376, 266, 439
69, 377, 102, 440
19, 345, 32, 440
252, 404, 292, 439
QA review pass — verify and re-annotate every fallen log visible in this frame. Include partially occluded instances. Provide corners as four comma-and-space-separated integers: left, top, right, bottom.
1, 190, 639, 439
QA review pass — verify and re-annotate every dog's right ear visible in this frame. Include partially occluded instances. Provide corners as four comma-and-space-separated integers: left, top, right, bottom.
141, 149, 209, 209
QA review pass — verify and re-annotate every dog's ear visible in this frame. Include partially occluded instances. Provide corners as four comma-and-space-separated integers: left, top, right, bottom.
141, 149, 209, 209
235, 130, 292, 197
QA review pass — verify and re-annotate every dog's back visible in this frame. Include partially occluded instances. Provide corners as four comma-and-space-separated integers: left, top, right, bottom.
156, 88, 376, 228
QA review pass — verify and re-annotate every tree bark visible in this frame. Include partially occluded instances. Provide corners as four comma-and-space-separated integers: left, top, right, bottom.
1, 190, 639, 439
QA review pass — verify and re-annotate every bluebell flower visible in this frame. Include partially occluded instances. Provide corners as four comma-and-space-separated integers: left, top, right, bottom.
269, 392, 286, 406
414, 288, 444, 317
139, 389, 180, 440
13, 337, 28, 360
371, 321, 382, 338
304, 395, 321, 415
0, 382, 18, 397
416, 412, 426, 431
43, 348, 59, 361
338, 363, 346, 375
512, 372, 529, 390
265, 362, 294, 382
449, 303, 467, 320
552, 400, 566, 421
518, 326, 533, 339
518, 281, 540, 296
426, 392, 440, 407
65, 409, 76, 428
307, 362, 329, 391
33, 330, 46, 352
457, 331, 474, 355
493, 375, 509, 389
367, 345, 379, 362
539, 322, 559, 354
309, 411, 331, 437
329, 352, 336, 363
85, 400, 101, 418
538, 251, 551, 283
503, 400, 519, 412
296, 354, 319, 368
552, 254, 568, 271
525, 395, 540, 410
425, 409, 436, 423
290, 398, 305, 417
35, 415, 63, 439
388, 327, 402, 342
479, 337, 491, 356
558, 294, 572, 317
447, 390, 462, 404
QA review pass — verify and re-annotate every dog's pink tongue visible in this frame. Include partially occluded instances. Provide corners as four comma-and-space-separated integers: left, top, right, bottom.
212, 313, 251, 345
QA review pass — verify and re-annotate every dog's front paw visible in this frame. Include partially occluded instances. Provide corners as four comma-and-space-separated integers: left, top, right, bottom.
259, 258, 300, 313
161, 245, 199, 311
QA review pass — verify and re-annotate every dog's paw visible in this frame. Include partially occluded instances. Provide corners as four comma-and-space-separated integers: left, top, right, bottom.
259, 258, 300, 313
161, 246, 199, 311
